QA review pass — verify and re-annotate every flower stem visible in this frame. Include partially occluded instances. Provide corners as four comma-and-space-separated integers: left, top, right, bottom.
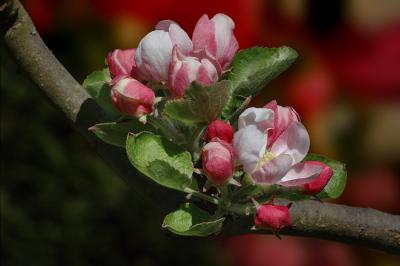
184, 188, 220, 205
219, 185, 230, 201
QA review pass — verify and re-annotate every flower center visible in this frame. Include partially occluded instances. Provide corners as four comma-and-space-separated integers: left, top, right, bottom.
255, 151, 274, 170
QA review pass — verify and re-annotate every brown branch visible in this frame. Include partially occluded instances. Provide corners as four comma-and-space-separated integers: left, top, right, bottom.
2, 0, 399, 254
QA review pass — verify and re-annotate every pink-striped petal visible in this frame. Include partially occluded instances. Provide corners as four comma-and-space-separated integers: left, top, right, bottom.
107, 49, 136, 79
264, 100, 300, 147
211, 13, 239, 70
168, 46, 218, 98
111, 77, 155, 116
192, 14, 217, 56
278, 162, 323, 186
190, 48, 222, 75
197, 58, 218, 84
238, 107, 275, 133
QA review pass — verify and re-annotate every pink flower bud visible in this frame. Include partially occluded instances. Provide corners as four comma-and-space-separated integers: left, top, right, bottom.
202, 139, 234, 185
192, 13, 239, 71
110, 77, 155, 117
205, 120, 234, 143
255, 203, 292, 230
107, 49, 136, 79
301, 161, 333, 195
168, 46, 219, 98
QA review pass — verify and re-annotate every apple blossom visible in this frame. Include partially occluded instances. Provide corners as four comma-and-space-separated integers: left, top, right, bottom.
168, 46, 219, 98
192, 13, 239, 71
107, 49, 136, 79
202, 139, 234, 185
234, 100, 323, 186
110, 76, 155, 117
254, 203, 292, 230
205, 120, 234, 143
135, 20, 192, 82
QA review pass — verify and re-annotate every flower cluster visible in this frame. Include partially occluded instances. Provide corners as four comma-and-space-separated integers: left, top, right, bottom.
107, 14, 238, 116
87, 12, 345, 237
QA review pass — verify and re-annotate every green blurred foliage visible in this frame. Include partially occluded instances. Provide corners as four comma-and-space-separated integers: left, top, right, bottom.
1, 46, 225, 266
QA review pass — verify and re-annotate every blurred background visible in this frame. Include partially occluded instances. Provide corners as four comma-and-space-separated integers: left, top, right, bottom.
2, 0, 400, 265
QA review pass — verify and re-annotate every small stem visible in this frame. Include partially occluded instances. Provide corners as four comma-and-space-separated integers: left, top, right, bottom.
184, 188, 220, 205
226, 203, 255, 216
219, 185, 230, 201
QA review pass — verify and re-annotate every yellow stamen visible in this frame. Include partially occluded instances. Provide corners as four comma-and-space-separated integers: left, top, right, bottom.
256, 151, 274, 170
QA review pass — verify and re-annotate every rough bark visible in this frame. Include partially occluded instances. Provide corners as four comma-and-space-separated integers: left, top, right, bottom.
2, 0, 399, 254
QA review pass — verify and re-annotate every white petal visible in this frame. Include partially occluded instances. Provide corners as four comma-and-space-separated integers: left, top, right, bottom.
238, 107, 274, 132
251, 154, 293, 184
155, 21, 192, 52
211, 13, 235, 58
233, 125, 267, 173
199, 58, 218, 82
275, 105, 300, 127
278, 163, 323, 186
136, 30, 173, 82
270, 121, 310, 165
168, 23, 193, 53
184, 59, 201, 81
112, 77, 131, 94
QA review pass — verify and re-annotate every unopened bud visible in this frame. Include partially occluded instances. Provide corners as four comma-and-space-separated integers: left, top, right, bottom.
111, 77, 155, 117
205, 120, 234, 143
202, 139, 234, 185
168, 46, 219, 98
107, 49, 136, 79
254, 203, 292, 230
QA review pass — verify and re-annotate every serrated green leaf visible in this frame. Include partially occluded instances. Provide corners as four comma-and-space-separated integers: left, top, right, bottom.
304, 153, 347, 199
222, 46, 298, 119
89, 119, 155, 147
126, 132, 193, 191
163, 80, 232, 125
83, 68, 119, 116
162, 203, 225, 236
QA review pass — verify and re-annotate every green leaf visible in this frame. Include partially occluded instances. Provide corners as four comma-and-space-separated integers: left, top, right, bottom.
163, 80, 232, 125
162, 203, 225, 236
126, 132, 193, 191
222, 46, 298, 119
89, 119, 155, 147
148, 116, 206, 162
83, 68, 118, 116
304, 153, 347, 199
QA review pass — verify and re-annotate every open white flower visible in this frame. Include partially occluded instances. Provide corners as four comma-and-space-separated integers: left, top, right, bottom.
233, 101, 323, 186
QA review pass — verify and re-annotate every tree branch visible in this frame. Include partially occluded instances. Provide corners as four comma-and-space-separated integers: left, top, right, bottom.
2, 0, 399, 254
